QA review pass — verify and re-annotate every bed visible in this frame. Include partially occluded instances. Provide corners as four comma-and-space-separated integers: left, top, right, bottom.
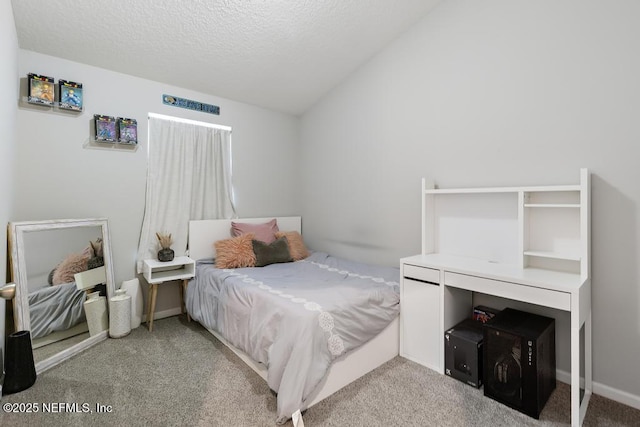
28, 280, 87, 341
186, 217, 400, 424
27, 265, 106, 347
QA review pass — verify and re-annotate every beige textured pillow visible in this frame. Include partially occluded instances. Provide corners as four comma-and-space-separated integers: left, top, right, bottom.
275, 231, 310, 261
52, 252, 90, 285
214, 233, 257, 268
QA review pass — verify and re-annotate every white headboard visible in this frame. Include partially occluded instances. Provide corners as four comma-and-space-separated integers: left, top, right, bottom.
188, 216, 302, 261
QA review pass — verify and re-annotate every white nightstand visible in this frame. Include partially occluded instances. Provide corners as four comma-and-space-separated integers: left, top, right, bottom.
142, 256, 195, 331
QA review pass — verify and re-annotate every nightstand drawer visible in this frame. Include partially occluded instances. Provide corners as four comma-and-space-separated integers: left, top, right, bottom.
403, 264, 440, 284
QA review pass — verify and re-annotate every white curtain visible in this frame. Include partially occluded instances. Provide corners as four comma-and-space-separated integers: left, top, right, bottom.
136, 115, 235, 272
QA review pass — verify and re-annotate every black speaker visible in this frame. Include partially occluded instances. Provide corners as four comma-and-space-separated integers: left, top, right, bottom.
3, 330, 37, 395
483, 308, 555, 419
445, 319, 483, 388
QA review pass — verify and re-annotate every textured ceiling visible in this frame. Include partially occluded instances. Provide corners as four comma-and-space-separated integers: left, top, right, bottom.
11, 0, 441, 115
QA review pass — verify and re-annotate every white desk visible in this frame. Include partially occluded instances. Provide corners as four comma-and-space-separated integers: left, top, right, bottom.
142, 256, 195, 331
400, 253, 591, 427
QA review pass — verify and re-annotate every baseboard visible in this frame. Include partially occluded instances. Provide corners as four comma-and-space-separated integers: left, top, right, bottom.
141, 307, 183, 323
556, 369, 640, 411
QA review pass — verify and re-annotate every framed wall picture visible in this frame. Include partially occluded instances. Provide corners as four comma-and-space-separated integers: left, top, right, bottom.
94, 115, 117, 142
27, 73, 55, 106
58, 79, 83, 111
117, 117, 137, 144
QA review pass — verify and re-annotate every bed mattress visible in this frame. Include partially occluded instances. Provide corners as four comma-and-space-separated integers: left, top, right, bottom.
185, 251, 400, 423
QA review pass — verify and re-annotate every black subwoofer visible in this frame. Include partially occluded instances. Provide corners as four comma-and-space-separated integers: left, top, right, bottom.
444, 318, 483, 388
483, 308, 556, 419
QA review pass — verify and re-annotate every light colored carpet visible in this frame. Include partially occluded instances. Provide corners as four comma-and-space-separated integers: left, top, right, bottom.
1, 316, 638, 426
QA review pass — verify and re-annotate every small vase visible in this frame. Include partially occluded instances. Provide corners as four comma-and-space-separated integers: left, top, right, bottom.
158, 248, 174, 262
4, 330, 37, 394
121, 278, 143, 329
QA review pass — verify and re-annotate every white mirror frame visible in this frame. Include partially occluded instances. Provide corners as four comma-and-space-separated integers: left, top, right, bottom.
8, 218, 115, 373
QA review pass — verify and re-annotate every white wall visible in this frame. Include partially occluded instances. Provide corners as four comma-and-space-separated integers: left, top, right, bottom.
300, 0, 640, 405
15, 50, 300, 314
1, 0, 18, 364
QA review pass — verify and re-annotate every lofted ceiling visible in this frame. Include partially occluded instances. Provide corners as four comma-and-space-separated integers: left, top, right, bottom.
11, 0, 441, 116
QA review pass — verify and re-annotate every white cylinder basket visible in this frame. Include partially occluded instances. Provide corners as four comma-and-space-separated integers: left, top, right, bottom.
109, 289, 131, 338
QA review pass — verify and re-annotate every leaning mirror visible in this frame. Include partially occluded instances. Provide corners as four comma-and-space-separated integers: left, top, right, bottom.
8, 218, 115, 373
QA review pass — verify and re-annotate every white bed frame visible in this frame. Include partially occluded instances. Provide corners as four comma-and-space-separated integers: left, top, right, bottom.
188, 217, 399, 411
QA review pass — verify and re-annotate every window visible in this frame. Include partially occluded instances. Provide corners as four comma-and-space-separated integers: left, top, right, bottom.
136, 113, 235, 271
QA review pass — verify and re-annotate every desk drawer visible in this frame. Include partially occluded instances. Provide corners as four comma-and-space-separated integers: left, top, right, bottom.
403, 264, 440, 284
444, 272, 570, 311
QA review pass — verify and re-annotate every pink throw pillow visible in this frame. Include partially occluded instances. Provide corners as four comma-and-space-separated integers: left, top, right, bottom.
231, 219, 279, 243
52, 252, 90, 285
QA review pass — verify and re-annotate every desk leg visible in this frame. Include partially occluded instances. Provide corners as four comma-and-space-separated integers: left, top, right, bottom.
571, 308, 592, 426
580, 310, 593, 424
147, 284, 158, 332
570, 321, 580, 427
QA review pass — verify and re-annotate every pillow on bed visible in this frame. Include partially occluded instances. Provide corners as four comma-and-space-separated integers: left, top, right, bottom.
49, 243, 94, 284
214, 233, 257, 268
52, 252, 90, 285
252, 237, 293, 267
231, 219, 279, 243
275, 231, 310, 261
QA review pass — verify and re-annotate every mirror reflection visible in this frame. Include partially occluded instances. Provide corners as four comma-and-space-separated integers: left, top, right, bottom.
23, 226, 104, 363
9, 218, 115, 372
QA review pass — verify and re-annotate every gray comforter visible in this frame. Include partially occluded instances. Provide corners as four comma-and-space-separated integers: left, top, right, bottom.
186, 251, 400, 424
28, 281, 87, 339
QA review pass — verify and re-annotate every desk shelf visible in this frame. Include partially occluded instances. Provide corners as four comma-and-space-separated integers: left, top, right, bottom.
523, 250, 581, 261
524, 203, 580, 208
